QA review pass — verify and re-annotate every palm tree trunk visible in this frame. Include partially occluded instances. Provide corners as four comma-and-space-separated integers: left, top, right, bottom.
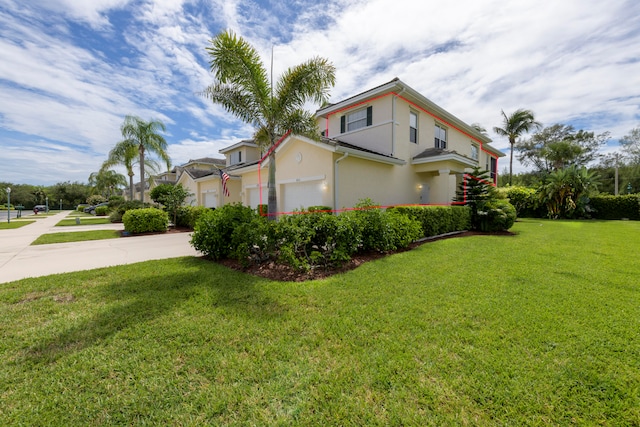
509, 139, 515, 186
267, 151, 277, 221
128, 173, 135, 201
139, 146, 145, 203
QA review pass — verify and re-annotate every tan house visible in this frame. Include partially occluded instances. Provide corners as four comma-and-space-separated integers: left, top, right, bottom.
215, 78, 503, 212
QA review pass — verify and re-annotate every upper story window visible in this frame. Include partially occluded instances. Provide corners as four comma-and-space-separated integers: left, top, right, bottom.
410, 111, 418, 144
341, 106, 372, 133
471, 144, 479, 160
230, 151, 242, 165
435, 124, 447, 149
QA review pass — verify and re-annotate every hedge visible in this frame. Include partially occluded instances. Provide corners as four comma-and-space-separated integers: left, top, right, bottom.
589, 195, 640, 220
389, 205, 471, 237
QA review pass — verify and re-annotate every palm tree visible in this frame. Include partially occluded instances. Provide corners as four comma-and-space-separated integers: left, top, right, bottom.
493, 109, 542, 185
102, 141, 161, 200
88, 169, 127, 198
203, 30, 335, 219
119, 115, 171, 202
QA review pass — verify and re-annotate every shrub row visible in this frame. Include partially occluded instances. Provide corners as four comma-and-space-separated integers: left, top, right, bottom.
191, 202, 427, 271
589, 195, 640, 220
389, 205, 471, 237
175, 205, 212, 229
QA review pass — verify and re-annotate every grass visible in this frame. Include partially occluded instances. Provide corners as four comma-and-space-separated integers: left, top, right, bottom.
31, 230, 121, 245
56, 218, 111, 226
0, 220, 35, 229
67, 211, 95, 217
1, 219, 639, 425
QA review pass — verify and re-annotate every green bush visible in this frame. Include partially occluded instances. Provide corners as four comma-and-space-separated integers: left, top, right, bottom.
191, 204, 258, 260
94, 205, 110, 216
87, 195, 106, 206
257, 204, 267, 216
306, 206, 333, 213
122, 208, 168, 234
77, 204, 89, 212
390, 205, 471, 237
117, 200, 151, 216
345, 199, 422, 253
498, 186, 539, 217
109, 210, 123, 223
176, 205, 212, 229
477, 200, 517, 232
589, 195, 640, 220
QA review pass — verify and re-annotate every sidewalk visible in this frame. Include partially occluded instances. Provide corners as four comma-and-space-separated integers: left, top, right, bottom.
0, 211, 199, 284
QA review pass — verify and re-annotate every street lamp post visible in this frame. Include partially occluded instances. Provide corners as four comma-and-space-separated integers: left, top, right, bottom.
6, 187, 11, 224
59, 199, 62, 211
45, 196, 49, 213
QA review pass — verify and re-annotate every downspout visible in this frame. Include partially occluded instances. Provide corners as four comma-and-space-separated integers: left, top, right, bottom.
334, 152, 349, 211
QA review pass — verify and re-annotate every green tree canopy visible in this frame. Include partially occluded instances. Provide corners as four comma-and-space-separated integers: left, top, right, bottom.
517, 124, 609, 173
620, 126, 640, 164
203, 30, 335, 219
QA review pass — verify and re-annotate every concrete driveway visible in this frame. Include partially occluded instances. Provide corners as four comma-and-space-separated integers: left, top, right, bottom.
0, 211, 200, 284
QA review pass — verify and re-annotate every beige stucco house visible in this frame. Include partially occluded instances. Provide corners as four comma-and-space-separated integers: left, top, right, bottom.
215, 78, 503, 212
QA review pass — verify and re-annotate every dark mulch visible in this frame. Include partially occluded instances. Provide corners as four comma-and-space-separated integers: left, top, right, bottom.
217, 230, 516, 282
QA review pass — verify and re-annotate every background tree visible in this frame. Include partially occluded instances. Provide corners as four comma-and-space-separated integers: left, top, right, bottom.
119, 115, 171, 202
203, 30, 335, 219
454, 166, 497, 229
538, 166, 600, 219
493, 109, 542, 185
517, 124, 608, 173
88, 169, 127, 198
620, 126, 640, 164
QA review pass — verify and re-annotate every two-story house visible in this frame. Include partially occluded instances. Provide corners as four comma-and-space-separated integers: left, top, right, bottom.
218, 78, 503, 213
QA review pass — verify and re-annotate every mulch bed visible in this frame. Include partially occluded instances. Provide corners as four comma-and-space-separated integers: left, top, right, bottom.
217, 230, 516, 282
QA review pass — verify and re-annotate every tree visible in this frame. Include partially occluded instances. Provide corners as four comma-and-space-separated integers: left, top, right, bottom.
620, 126, 640, 164
150, 183, 193, 226
454, 166, 497, 229
102, 140, 161, 201
119, 115, 171, 202
537, 166, 600, 219
517, 124, 609, 173
203, 30, 335, 219
493, 109, 542, 185
88, 169, 127, 198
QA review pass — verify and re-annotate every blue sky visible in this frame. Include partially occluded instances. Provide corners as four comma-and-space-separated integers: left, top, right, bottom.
1, 0, 639, 186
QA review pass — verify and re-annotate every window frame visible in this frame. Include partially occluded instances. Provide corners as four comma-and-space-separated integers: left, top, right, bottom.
471, 143, 479, 161
341, 106, 372, 133
409, 111, 418, 144
435, 124, 447, 149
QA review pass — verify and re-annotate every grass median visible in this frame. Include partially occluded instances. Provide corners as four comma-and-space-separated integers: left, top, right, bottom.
0, 220, 35, 229
31, 230, 121, 245
2, 219, 639, 425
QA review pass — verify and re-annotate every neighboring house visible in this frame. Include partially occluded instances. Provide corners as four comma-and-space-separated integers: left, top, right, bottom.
221, 78, 503, 212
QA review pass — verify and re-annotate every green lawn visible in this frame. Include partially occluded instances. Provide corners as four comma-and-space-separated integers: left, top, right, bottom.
0, 220, 35, 229
56, 217, 111, 226
1, 220, 639, 425
31, 230, 121, 245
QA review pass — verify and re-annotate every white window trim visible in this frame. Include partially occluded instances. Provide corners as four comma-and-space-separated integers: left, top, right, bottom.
435, 124, 447, 149
471, 143, 479, 161
410, 111, 418, 144
347, 108, 368, 132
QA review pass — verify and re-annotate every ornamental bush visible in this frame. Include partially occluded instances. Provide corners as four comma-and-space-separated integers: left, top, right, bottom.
498, 186, 539, 217
477, 199, 517, 232
191, 203, 257, 260
122, 208, 168, 234
94, 205, 110, 216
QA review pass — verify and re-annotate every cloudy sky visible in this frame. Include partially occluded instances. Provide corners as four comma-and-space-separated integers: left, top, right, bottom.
1, 0, 639, 186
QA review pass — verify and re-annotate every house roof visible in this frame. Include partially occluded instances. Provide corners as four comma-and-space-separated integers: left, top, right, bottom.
219, 139, 259, 154
184, 157, 226, 166
183, 168, 215, 179
412, 147, 477, 168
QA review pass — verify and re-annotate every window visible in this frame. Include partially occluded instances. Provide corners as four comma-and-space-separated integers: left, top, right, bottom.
471, 144, 479, 160
410, 111, 418, 143
435, 124, 447, 149
341, 106, 372, 133
490, 157, 497, 183
230, 151, 242, 165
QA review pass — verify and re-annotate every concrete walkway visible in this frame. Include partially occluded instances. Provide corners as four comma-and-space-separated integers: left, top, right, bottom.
0, 211, 200, 284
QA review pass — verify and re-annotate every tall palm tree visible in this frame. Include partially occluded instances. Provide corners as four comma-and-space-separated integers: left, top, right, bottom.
493, 109, 542, 185
203, 30, 335, 219
119, 115, 171, 202
102, 141, 161, 200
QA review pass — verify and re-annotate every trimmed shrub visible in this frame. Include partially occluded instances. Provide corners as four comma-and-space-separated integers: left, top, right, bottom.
477, 200, 517, 232
191, 203, 257, 260
122, 208, 168, 233
390, 205, 471, 237
109, 210, 123, 223
306, 206, 333, 214
257, 204, 268, 216
94, 205, 109, 216
589, 195, 640, 220
87, 195, 106, 205
77, 204, 89, 212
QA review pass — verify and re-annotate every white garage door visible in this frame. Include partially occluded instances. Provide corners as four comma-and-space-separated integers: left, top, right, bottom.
282, 181, 323, 213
